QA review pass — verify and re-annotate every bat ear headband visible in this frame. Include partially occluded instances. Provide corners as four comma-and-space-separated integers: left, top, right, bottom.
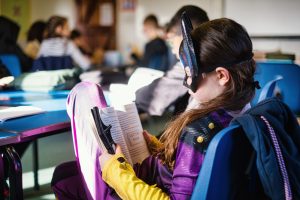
179, 12, 201, 92
179, 13, 259, 92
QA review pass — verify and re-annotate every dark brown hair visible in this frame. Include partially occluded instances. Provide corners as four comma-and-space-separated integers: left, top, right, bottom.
27, 20, 46, 42
45, 16, 67, 38
143, 14, 159, 28
158, 18, 256, 169
166, 5, 209, 34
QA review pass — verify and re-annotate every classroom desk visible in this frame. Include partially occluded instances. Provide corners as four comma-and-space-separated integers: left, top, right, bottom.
0, 90, 70, 200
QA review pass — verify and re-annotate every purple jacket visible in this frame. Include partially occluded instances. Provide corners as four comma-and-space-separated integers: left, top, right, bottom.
134, 109, 233, 199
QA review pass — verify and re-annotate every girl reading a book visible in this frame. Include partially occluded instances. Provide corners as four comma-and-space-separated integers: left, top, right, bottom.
52, 16, 259, 200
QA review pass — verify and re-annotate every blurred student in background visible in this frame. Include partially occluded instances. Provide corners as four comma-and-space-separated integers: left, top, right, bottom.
33, 16, 91, 71
24, 20, 46, 59
0, 16, 33, 72
131, 14, 169, 72
70, 29, 104, 66
70, 29, 92, 57
135, 5, 209, 116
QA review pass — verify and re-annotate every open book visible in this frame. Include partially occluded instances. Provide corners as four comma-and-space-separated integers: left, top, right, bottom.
0, 106, 45, 122
90, 102, 149, 165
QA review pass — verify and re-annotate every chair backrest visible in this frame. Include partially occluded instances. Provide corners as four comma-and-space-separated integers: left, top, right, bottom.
191, 125, 254, 200
254, 76, 283, 105
66, 82, 108, 200
254, 62, 300, 114
0, 54, 21, 77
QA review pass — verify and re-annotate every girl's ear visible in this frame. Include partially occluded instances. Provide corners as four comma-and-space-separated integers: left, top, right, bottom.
215, 67, 230, 86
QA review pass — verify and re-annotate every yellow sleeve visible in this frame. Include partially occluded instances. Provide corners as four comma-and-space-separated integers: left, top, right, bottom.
102, 154, 170, 200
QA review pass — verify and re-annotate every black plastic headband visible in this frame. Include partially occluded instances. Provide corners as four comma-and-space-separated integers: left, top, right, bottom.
179, 12, 201, 92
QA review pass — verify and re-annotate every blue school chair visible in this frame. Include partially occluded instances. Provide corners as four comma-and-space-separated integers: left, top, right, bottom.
253, 62, 300, 114
0, 54, 21, 77
255, 76, 283, 104
191, 125, 254, 200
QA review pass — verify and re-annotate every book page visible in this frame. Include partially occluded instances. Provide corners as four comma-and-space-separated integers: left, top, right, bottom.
109, 84, 135, 106
127, 67, 164, 93
99, 107, 132, 164
115, 103, 150, 164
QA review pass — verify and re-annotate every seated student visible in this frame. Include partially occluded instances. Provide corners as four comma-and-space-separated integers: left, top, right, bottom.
70, 29, 104, 65
131, 14, 169, 72
0, 16, 33, 72
70, 29, 92, 57
24, 20, 46, 59
135, 5, 209, 116
33, 16, 91, 71
51, 17, 259, 199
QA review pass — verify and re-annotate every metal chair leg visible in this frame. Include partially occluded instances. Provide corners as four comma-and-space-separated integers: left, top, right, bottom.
33, 140, 39, 190
0, 153, 5, 200
4, 146, 23, 200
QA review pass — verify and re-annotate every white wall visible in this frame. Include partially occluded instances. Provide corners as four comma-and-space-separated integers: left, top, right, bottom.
117, 0, 222, 63
117, 0, 300, 63
225, 0, 300, 36
224, 0, 300, 60
30, 0, 76, 28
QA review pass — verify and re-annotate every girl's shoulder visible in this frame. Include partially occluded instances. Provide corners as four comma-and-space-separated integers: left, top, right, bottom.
40, 37, 68, 49
180, 109, 233, 152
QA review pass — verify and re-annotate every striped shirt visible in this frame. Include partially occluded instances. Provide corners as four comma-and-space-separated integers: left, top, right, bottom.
38, 37, 90, 70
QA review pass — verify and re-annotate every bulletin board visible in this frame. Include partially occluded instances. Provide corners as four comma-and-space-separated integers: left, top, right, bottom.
0, 0, 31, 40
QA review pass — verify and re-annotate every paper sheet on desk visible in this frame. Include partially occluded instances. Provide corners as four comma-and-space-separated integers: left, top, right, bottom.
109, 67, 164, 106
0, 106, 45, 122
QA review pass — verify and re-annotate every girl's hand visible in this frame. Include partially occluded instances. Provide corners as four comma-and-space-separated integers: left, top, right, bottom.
143, 130, 163, 155
99, 144, 123, 171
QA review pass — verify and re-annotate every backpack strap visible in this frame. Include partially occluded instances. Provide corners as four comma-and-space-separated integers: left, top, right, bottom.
260, 116, 293, 200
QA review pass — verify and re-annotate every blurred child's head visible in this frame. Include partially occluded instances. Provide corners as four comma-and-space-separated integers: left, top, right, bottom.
143, 14, 160, 40
159, 18, 257, 169
27, 20, 46, 43
166, 5, 209, 58
45, 16, 70, 38
70, 29, 83, 46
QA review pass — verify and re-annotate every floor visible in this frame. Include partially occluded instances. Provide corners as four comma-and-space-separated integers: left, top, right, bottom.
21, 113, 172, 199
22, 132, 75, 200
